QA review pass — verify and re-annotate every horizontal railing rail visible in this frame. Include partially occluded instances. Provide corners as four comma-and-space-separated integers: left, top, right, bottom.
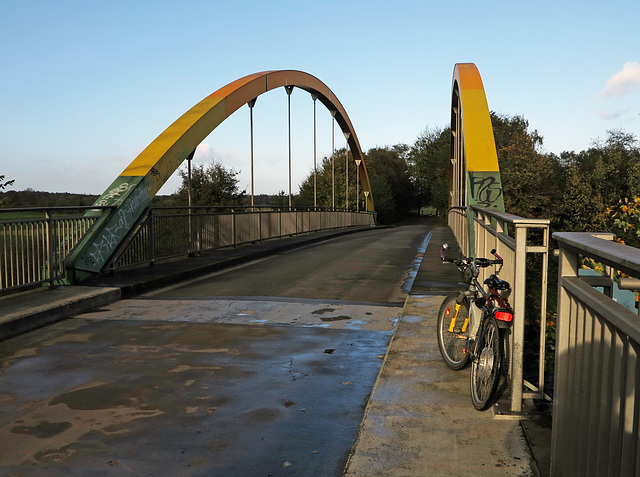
0, 206, 113, 293
448, 205, 551, 413
110, 207, 376, 270
552, 232, 640, 476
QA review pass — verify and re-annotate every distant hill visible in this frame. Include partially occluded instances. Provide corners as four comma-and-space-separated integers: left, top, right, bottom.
0, 189, 99, 208
0, 189, 288, 208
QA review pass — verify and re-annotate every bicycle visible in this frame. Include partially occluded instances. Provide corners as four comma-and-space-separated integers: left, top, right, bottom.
437, 244, 514, 411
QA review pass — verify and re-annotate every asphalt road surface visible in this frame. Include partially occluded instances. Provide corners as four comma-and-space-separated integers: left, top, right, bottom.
0, 225, 432, 476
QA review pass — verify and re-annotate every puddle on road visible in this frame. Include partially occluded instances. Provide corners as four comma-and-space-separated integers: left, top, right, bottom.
312, 308, 337, 315
319, 315, 351, 322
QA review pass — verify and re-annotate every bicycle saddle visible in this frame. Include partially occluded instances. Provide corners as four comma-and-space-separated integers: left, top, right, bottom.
484, 274, 510, 290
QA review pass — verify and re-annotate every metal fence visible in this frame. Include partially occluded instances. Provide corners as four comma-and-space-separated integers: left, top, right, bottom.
552, 232, 640, 476
111, 207, 376, 270
0, 207, 111, 292
448, 205, 551, 413
448, 206, 470, 256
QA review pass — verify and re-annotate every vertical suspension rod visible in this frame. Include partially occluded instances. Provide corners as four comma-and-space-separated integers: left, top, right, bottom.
344, 131, 351, 209
331, 110, 336, 209
312, 93, 318, 209
285, 86, 294, 209
248, 98, 257, 208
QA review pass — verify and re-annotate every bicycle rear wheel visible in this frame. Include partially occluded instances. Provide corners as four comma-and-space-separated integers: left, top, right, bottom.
470, 315, 503, 411
437, 293, 470, 370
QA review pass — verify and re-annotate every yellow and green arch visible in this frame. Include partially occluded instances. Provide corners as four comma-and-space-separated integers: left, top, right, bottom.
451, 63, 504, 211
66, 70, 374, 279
450, 63, 505, 254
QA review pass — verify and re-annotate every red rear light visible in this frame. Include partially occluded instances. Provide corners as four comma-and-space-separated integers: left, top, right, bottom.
495, 311, 513, 322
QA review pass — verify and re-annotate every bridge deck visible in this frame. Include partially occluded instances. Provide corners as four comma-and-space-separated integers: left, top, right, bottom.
0, 224, 549, 476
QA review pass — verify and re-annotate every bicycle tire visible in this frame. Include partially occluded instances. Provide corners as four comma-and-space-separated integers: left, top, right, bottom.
470, 315, 503, 411
437, 293, 471, 370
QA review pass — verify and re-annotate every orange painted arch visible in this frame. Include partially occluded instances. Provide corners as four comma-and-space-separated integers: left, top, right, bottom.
121, 70, 374, 211
66, 71, 374, 277
450, 63, 505, 211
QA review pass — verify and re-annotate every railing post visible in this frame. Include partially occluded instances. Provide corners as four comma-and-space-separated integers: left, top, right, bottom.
550, 240, 579, 475
510, 225, 527, 412
148, 209, 156, 266
45, 210, 54, 286
232, 208, 237, 248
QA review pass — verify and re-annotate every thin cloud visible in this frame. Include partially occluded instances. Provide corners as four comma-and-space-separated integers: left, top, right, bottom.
194, 143, 212, 161
600, 61, 640, 97
597, 108, 627, 120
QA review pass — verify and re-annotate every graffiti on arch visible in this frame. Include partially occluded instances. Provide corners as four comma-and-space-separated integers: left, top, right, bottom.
468, 171, 505, 210
76, 177, 150, 272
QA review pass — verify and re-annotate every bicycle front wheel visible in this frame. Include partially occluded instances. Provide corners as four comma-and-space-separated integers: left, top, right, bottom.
437, 293, 470, 370
470, 316, 503, 411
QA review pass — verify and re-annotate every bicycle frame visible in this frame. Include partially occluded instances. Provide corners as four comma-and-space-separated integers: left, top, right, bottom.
438, 244, 514, 410
441, 246, 512, 343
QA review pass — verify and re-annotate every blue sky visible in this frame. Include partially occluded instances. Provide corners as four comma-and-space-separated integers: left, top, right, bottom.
1, 0, 639, 196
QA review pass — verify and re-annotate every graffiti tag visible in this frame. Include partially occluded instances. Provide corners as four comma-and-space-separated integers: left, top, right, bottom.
95, 182, 135, 207
81, 185, 150, 269
469, 173, 503, 208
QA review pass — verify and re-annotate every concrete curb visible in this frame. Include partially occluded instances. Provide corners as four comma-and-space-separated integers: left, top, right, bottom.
0, 287, 121, 341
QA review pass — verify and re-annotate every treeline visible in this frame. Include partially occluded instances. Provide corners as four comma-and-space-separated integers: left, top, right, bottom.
0, 189, 99, 208
0, 185, 289, 210
3, 113, 640, 238
298, 113, 640, 238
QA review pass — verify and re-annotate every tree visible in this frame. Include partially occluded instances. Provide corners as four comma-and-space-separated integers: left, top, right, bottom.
0, 175, 14, 207
365, 145, 416, 216
607, 197, 640, 247
297, 145, 417, 223
173, 160, 246, 207
556, 129, 640, 233
0, 175, 14, 190
490, 113, 563, 219
407, 127, 450, 214
297, 153, 342, 208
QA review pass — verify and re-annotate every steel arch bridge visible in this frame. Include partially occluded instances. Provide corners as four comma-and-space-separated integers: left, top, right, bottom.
66, 70, 374, 280
449, 63, 506, 255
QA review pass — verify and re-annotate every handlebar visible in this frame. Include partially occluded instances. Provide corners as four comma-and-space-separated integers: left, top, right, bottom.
440, 244, 503, 268
457, 257, 502, 268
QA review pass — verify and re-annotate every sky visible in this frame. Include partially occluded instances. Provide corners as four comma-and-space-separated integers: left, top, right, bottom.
1, 0, 639, 197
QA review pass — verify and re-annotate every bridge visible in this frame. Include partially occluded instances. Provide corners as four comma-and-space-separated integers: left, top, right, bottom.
1, 64, 640, 476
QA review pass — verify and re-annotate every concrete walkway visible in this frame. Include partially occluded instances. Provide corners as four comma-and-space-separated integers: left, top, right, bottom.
345, 293, 535, 476
0, 223, 551, 476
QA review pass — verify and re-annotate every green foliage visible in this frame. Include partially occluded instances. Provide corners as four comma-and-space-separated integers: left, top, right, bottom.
0, 189, 98, 208
490, 113, 563, 219
174, 160, 246, 207
407, 126, 450, 213
0, 175, 14, 190
0, 175, 15, 206
297, 153, 346, 208
557, 129, 640, 233
365, 145, 416, 218
297, 145, 415, 223
607, 197, 640, 247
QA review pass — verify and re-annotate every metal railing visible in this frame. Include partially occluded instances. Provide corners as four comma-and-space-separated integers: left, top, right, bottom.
111, 206, 376, 270
551, 232, 640, 476
448, 206, 470, 256
448, 205, 551, 413
0, 207, 112, 292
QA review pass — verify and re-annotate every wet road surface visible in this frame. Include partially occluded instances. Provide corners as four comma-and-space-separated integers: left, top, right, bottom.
0, 225, 431, 476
